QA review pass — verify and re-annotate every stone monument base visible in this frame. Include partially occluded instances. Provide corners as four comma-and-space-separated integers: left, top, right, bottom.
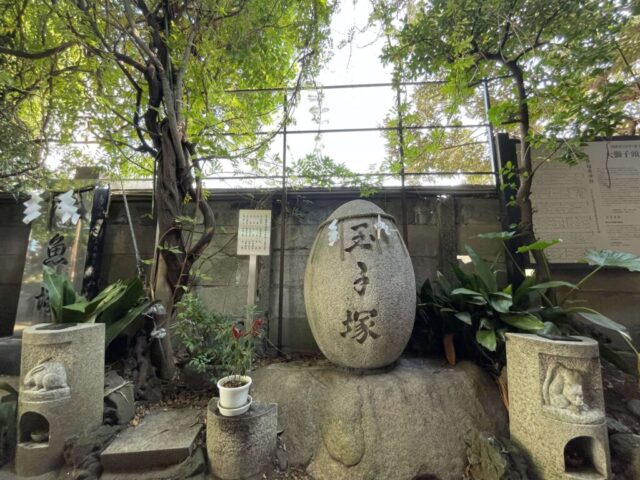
250, 357, 508, 480
206, 400, 278, 480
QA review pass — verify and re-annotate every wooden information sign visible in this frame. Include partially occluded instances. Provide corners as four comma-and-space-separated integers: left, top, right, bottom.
237, 210, 272, 324
237, 209, 271, 256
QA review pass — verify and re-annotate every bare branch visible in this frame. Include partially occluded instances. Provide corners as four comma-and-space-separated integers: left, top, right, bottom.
175, 12, 199, 126
498, 19, 511, 59
123, 0, 163, 70
0, 164, 40, 179
0, 41, 76, 59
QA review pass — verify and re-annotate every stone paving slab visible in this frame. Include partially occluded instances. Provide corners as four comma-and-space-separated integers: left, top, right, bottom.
101, 408, 203, 472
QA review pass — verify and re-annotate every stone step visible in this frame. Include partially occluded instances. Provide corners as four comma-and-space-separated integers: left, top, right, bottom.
101, 408, 203, 472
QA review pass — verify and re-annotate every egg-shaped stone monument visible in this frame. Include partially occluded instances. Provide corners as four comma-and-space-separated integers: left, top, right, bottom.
304, 200, 416, 369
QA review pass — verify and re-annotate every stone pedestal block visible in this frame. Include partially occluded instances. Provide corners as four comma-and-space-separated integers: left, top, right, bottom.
16, 323, 104, 477
506, 333, 610, 479
206, 399, 277, 479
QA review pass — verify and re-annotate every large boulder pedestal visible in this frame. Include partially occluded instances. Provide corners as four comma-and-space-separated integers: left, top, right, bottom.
251, 358, 508, 480
206, 399, 278, 479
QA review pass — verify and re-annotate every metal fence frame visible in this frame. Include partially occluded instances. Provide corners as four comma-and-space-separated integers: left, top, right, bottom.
210, 79, 503, 348
213, 79, 501, 186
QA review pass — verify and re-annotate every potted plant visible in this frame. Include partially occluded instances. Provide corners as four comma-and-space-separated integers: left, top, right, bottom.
217, 318, 264, 415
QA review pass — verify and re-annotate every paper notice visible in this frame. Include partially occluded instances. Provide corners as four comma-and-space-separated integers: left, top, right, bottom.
531, 140, 640, 263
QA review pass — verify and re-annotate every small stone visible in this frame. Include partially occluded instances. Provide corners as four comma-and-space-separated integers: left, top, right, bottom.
275, 449, 288, 471
175, 447, 206, 478
104, 372, 135, 425
626, 398, 640, 419
464, 431, 531, 480
610, 433, 640, 477
607, 416, 632, 435
64, 425, 121, 467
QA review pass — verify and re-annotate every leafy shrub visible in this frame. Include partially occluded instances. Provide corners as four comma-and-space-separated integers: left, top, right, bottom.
174, 293, 263, 379
418, 239, 640, 376
418, 246, 552, 370
174, 293, 231, 374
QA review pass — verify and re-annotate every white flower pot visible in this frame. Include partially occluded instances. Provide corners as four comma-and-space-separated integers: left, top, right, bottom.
217, 375, 252, 410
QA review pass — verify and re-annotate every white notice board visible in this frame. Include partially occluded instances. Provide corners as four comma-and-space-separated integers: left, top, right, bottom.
531, 140, 640, 263
237, 209, 271, 256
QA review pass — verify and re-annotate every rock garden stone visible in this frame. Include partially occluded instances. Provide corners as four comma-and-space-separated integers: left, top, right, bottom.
63, 424, 122, 480
251, 358, 507, 480
464, 431, 532, 480
304, 200, 416, 369
626, 398, 640, 419
104, 372, 135, 426
610, 432, 640, 479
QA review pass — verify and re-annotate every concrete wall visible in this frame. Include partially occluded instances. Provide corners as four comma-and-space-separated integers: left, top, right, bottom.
266, 193, 502, 351
0, 201, 30, 336
100, 191, 503, 352
1, 190, 639, 350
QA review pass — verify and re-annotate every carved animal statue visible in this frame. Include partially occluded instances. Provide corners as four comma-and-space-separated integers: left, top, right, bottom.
542, 363, 587, 413
23, 360, 68, 392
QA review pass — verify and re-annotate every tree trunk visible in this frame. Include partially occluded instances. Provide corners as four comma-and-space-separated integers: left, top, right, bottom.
151, 120, 216, 380
151, 255, 177, 380
507, 61, 552, 282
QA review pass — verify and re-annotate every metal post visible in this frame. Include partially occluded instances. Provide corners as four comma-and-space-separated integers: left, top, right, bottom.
396, 87, 409, 245
483, 80, 526, 286
81, 184, 111, 299
495, 133, 526, 287
277, 93, 288, 351
482, 79, 500, 187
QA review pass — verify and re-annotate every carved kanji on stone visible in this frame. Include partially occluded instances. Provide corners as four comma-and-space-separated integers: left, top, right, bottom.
340, 309, 379, 344
344, 223, 375, 252
353, 261, 370, 296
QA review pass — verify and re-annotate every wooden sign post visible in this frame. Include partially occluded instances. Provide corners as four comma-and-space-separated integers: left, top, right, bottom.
237, 210, 272, 329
